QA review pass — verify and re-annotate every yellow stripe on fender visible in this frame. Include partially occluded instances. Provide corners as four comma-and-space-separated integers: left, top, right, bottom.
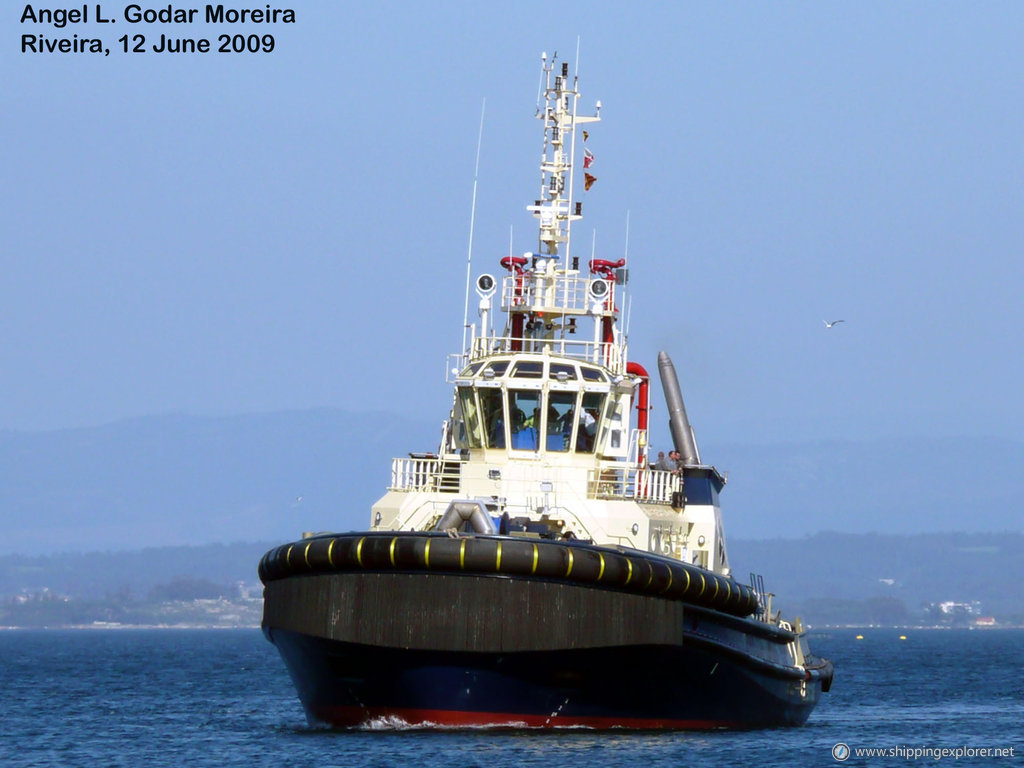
566, 549, 575, 577
459, 540, 466, 570
496, 542, 503, 572
624, 558, 633, 585
597, 553, 605, 582
327, 539, 335, 568
660, 565, 673, 594
389, 538, 398, 567
424, 538, 431, 568
285, 545, 294, 568
304, 542, 312, 567
356, 538, 365, 568
531, 544, 539, 574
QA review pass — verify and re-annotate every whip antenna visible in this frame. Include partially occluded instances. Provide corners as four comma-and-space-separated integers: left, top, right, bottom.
535, 52, 546, 112
460, 98, 486, 359
623, 210, 632, 338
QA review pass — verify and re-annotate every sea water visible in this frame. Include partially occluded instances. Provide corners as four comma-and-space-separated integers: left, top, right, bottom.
1, 628, 1021, 767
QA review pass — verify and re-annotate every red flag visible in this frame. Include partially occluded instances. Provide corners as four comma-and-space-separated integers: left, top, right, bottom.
583, 147, 594, 169
584, 172, 597, 191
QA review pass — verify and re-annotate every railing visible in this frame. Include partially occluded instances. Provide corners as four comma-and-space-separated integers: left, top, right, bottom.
391, 458, 679, 506
589, 467, 681, 505
462, 335, 624, 371
635, 468, 682, 503
501, 273, 599, 315
389, 457, 439, 491
389, 457, 463, 493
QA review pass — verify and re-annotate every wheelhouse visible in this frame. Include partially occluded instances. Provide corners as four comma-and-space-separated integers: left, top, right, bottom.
452, 355, 619, 457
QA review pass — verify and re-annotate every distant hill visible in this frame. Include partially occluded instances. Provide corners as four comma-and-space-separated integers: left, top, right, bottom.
0, 409, 438, 555
703, 436, 1024, 538
0, 409, 1021, 555
727, 532, 1024, 620
0, 542, 273, 599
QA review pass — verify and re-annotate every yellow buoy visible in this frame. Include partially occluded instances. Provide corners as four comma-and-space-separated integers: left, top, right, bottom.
855, 634, 863, 640
899, 635, 907, 640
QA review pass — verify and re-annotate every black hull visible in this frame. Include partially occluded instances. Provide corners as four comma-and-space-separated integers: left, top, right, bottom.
265, 625, 821, 729
260, 534, 830, 729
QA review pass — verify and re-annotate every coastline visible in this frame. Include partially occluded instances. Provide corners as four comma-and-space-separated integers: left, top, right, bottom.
5, 622, 1021, 631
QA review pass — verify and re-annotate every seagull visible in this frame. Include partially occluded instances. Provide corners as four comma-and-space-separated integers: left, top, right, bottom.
823, 319, 845, 328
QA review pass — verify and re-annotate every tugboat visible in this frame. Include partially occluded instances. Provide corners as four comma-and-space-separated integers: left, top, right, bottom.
259, 52, 833, 729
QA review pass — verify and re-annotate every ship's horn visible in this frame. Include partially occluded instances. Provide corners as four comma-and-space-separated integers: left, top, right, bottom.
657, 350, 701, 465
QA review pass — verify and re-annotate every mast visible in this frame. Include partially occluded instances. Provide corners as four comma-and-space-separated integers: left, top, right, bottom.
527, 53, 600, 267
466, 53, 622, 372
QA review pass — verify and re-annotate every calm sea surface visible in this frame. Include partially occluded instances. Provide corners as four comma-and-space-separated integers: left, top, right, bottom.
1, 628, 1021, 767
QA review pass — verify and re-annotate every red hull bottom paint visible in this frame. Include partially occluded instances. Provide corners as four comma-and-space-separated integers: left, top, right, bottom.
314, 706, 738, 730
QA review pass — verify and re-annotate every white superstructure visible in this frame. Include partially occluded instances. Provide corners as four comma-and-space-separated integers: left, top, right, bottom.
370, 54, 731, 577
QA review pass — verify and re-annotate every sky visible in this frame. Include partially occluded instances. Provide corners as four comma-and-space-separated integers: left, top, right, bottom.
3, 2, 1023, 447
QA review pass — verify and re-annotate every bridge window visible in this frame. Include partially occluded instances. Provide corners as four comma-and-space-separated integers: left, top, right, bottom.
546, 391, 576, 452
482, 360, 509, 378
580, 367, 607, 382
507, 389, 541, 450
577, 392, 606, 453
456, 387, 482, 448
466, 379, 607, 456
549, 363, 577, 381
479, 388, 505, 448
511, 361, 544, 378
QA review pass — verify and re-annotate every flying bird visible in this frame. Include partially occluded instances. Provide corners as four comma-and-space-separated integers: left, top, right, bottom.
823, 319, 845, 328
